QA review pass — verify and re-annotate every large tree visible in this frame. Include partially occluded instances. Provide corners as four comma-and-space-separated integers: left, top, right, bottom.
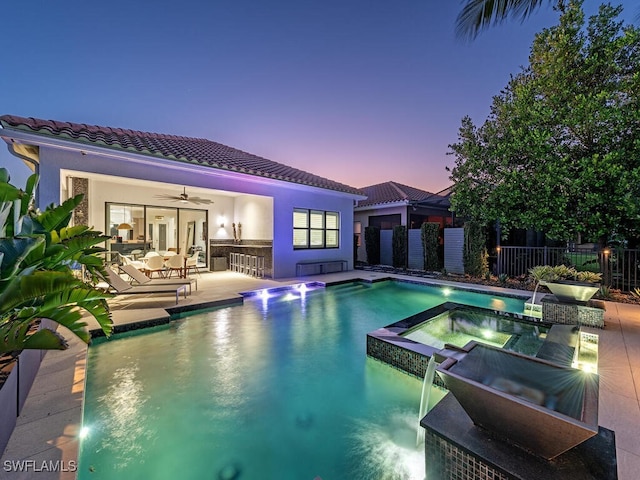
448, 1, 640, 246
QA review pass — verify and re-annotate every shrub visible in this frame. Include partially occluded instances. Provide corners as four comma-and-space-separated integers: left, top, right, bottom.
463, 221, 488, 277
599, 286, 612, 299
364, 226, 380, 265
392, 225, 407, 269
528, 265, 602, 284
421, 222, 440, 271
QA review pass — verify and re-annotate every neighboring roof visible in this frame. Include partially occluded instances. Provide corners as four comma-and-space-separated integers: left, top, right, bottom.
356, 181, 450, 208
0, 115, 364, 196
416, 185, 452, 209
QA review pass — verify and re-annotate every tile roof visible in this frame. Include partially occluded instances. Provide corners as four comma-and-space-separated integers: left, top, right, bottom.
356, 181, 447, 207
0, 115, 364, 196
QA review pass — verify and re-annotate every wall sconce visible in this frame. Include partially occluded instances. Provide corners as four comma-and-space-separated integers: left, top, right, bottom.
220, 222, 225, 228
218, 215, 226, 228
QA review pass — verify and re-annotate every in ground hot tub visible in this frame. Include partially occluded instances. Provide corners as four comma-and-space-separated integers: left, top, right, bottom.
436, 341, 599, 459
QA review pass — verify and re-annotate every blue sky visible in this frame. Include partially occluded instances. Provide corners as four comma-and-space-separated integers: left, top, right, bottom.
1, 0, 637, 192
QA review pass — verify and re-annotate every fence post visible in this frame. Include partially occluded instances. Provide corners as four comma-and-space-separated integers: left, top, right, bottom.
600, 249, 610, 286
543, 246, 548, 266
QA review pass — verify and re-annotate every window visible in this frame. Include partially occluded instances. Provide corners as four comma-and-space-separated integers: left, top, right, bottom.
293, 208, 339, 249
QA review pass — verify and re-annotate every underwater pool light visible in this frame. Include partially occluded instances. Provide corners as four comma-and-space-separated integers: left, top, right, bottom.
481, 329, 493, 340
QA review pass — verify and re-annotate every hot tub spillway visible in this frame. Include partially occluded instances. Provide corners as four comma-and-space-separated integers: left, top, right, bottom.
435, 341, 599, 460
420, 341, 616, 480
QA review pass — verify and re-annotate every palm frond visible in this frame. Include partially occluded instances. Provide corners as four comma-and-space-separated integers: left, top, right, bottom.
456, 0, 550, 40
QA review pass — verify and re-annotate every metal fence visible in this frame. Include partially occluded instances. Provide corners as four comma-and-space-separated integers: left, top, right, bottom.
496, 246, 640, 292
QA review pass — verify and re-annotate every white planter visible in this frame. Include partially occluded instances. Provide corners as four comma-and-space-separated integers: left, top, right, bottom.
542, 280, 600, 304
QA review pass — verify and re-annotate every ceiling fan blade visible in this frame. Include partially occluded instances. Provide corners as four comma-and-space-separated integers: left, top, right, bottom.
187, 197, 213, 205
153, 194, 182, 201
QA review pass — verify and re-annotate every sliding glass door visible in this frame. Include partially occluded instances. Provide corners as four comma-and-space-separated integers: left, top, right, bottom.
106, 203, 208, 266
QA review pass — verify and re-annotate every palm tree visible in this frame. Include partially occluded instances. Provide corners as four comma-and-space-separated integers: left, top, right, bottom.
456, 0, 638, 39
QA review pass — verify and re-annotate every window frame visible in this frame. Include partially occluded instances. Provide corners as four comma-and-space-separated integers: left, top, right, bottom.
293, 208, 340, 249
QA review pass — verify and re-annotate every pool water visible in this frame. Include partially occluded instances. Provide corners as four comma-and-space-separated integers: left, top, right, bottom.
403, 308, 549, 355
79, 281, 525, 480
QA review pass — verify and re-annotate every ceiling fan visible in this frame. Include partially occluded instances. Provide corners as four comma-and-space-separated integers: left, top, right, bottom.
154, 187, 213, 205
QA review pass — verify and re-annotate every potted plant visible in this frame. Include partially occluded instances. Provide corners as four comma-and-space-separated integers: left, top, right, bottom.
528, 265, 602, 304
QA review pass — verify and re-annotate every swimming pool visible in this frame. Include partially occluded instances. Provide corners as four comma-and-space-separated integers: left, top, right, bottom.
78, 280, 526, 479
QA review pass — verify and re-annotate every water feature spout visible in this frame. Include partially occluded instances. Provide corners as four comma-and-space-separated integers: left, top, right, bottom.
416, 355, 437, 446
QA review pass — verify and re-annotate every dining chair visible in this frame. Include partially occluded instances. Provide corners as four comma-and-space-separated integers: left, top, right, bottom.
185, 251, 201, 275
165, 254, 185, 278
144, 254, 167, 278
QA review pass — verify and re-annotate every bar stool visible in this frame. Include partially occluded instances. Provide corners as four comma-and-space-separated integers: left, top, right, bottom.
229, 252, 236, 272
256, 256, 265, 278
248, 255, 257, 277
237, 253, 246, 274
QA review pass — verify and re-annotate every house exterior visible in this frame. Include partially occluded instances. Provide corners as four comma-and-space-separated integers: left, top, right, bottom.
354, 181, 452, 268
0, 115, 365, 279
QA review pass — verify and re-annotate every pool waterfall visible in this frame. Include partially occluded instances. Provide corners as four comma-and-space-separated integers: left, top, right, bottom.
416, 355, 437, 446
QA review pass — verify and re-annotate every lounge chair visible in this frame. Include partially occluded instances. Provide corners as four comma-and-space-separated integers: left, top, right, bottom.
101, 268, 187, 304
119, 264, 197, 294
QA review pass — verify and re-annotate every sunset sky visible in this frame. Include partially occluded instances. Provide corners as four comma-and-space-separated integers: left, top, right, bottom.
2, 0, 637, 192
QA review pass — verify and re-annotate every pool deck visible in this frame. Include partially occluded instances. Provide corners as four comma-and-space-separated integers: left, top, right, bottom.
1, 270, 639, 479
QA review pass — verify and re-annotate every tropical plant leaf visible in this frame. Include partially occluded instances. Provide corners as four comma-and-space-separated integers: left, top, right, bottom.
0, 320, 68, 354
0, 181, 22, 203
0, 271, 85, 314
36, 195, 81, 232
0, 236, 45, 281
22, 328, 68, 350
21, 174, 38, 217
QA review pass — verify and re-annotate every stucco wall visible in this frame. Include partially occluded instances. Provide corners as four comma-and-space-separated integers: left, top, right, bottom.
272, 193, 355, 279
